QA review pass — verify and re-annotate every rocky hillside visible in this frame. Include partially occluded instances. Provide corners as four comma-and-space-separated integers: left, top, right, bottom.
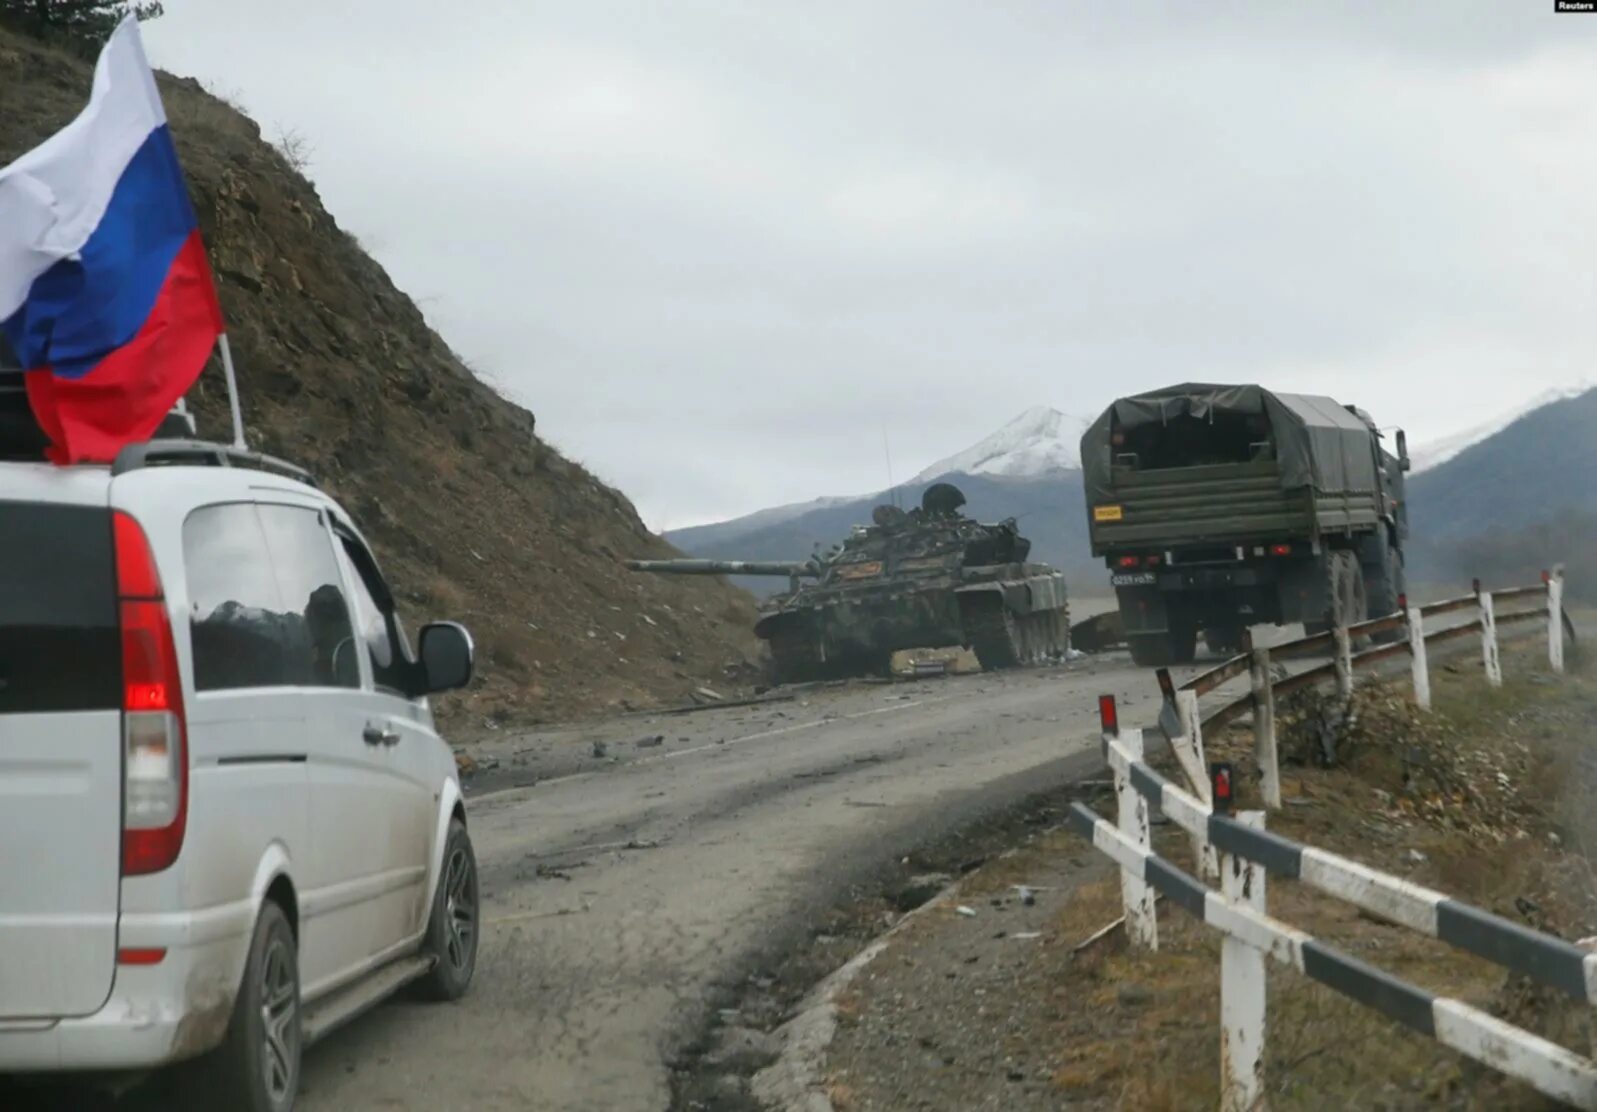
0, 26, 761, 731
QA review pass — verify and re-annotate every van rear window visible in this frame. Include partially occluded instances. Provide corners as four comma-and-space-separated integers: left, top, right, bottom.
0, 502, 119, 713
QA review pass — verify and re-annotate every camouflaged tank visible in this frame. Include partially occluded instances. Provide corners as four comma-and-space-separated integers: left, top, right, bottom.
627, 483, 1070, 683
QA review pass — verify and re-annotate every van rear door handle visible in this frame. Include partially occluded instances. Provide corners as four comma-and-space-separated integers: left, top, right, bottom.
363, 723, 400, 746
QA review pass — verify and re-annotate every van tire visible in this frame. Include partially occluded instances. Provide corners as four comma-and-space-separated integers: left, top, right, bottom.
416, 819, 479, 1002
202, 901, 300, 1112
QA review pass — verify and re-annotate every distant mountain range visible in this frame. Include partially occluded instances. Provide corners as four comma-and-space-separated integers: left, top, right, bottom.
1407, 382, 1593, 474
667, 388, 1597, 598
1406, 386, 1597, 595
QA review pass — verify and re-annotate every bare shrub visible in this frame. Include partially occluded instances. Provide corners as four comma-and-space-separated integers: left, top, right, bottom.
273, 126, 313, 174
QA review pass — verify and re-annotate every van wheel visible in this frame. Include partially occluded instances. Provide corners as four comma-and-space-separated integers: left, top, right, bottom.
204, 901, 300, 1112
417, 819, 479, 1001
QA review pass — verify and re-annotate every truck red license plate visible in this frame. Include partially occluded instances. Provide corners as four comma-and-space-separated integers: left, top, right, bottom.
1110, 571, 1157, 586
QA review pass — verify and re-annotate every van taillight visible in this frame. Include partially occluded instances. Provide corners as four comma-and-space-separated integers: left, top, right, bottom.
114, 512, 187, 877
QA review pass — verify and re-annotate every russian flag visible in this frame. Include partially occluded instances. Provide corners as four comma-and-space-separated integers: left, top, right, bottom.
0, 17, 222, 464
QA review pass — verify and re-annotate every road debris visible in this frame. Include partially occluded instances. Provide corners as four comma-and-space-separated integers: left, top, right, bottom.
635, 734, 665, 748
704, 1026, 781, 1071
955, 905, 977, 917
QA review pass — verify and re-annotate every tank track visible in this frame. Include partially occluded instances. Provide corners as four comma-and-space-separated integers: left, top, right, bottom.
962, 597, 1070, 672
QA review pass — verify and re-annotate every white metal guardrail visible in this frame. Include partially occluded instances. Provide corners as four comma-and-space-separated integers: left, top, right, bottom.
1154, 569, 1571, 813
1068, 572, 1588, 1110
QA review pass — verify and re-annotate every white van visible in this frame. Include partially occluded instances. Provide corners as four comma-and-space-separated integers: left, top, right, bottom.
0, 436, 480, 1112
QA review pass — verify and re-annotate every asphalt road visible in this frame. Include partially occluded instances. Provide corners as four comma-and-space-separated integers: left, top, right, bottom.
284, 655, 1166, 1112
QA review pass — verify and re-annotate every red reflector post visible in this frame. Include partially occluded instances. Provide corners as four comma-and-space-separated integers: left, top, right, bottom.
1098, 694, 1119, 737
117, 948, 166, 965
1210, 762, 1235, 814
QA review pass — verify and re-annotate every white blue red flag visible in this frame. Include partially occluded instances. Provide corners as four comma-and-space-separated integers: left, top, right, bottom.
0, 16, 223, 464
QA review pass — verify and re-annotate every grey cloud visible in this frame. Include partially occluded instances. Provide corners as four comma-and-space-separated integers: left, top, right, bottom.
145, 1, 1597, 526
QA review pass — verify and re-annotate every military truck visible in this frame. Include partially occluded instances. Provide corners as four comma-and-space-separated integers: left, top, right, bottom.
628, 483, 1070, 682
1081, 384, 1410, 667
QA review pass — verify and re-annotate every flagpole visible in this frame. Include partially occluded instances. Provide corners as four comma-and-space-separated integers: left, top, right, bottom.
218, 333, 246, 449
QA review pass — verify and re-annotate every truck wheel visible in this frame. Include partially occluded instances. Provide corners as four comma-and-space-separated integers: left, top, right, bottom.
1127, 622, 1195, 667
1166, 620, 1197, 665
1343, 557, 1368, 630
1323, 551, 1368, 645
1204, 626, 1244, 657
1127, 634, 1171, 668
1363, 539, 1405, 643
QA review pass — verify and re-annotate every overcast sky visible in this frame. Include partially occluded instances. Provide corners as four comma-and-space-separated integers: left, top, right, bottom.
143, 2, 1597, 529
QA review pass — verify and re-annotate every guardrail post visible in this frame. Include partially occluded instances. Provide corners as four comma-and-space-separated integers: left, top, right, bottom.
1175, 689, 1220, 881
1333, 623, 1353, 702
1476, 580, 1502, 687
1548, 567, 1566, 675
1248, 645, 1282, 810
1220, 810, 1268, 1112
1114, 727, 1158, 950
1407, 603, 1432, 710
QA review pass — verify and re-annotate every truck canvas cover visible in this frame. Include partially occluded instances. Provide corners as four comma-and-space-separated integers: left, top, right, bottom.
1081, 383, 1380, 504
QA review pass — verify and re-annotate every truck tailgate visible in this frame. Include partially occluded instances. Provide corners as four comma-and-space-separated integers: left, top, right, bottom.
1090, 460, 1315, 550
0, 474, 122, 1020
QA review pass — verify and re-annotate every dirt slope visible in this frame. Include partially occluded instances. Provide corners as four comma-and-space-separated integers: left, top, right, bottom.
0, 26, 761, 732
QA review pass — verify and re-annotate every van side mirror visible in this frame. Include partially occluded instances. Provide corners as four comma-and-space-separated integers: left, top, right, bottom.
417, 622, 474, 695
1395, 429, 1410, 472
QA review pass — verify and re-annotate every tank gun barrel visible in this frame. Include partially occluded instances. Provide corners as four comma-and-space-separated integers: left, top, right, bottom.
624, 558, 818, 577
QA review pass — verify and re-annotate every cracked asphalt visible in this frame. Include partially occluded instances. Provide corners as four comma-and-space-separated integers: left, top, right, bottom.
287, 655, 1167, 1111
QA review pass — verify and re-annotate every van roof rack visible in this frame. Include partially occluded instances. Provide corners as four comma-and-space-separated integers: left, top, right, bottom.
112, 439, 316, 486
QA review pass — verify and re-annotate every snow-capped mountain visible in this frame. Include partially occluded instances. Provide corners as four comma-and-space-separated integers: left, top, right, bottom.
910, 406, 1086, 483
1410, 382, 1593, 474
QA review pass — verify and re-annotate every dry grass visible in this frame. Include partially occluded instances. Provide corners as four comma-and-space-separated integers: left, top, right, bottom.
1042, 639, 1597, 1109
